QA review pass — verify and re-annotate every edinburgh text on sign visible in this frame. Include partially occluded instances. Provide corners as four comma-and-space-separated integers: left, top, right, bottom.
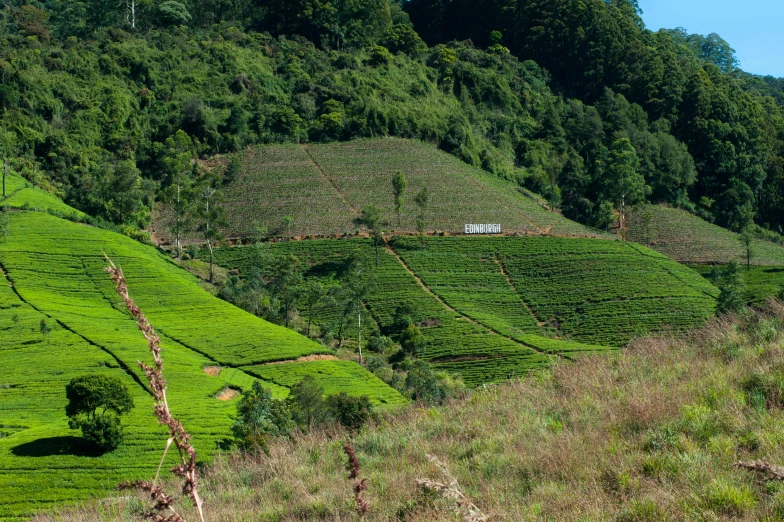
464, 224, 502, 234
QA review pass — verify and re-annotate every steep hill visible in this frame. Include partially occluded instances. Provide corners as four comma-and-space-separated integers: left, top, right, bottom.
627, 205, 784, 265
195, 138, 609, 241
0, 206, 403, 518
214, 235, 717, 385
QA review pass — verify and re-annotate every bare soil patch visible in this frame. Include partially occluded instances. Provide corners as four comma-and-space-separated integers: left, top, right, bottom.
203, 366, 221, 377
267, 354, 339, 365
216, 388, 239, 401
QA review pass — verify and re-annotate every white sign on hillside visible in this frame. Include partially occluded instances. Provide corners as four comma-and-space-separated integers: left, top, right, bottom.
464, 224, 502, 234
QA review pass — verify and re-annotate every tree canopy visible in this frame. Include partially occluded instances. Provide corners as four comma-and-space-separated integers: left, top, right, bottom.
0, 0, 783, 235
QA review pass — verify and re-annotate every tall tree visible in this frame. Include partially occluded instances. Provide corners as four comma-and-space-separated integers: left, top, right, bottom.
414, 187, 429, 247
355, 205, 384, 267
343, 255, 375, 364
391, 170, 407, 226
267, 254, 304, 328
195, 177, 226, 284
738, 227, 754, 272
301, 280, 326, 337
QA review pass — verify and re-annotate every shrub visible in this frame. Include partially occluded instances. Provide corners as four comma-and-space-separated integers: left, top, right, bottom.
326, 393, 373, 431
232, 382, 295, 453
370, 45, 392, 66
65, 374, 134, 452
716, 262, 746, 314
399, 324, 426, 357
287, 376, 329, 431
80, 415, 123, 452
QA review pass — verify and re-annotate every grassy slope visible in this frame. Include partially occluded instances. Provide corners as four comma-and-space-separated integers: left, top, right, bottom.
627, 205, 784, 265
214, 235, 716, 385
38, 307, 784, 521
1, 172, 86, 220
212, 138, 609, 239
0, 211, 403, 519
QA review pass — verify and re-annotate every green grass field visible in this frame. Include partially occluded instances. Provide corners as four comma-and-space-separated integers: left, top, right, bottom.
1, 172, 86, 220
0, 210, 404, 519
214, 235, 716, 385
627, 205, 784, 265
208, 138, 609, 240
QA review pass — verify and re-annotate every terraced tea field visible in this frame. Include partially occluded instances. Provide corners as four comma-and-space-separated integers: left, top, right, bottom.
208, 138, 609, 240
0, 210, 403, 519
627, 205, 784, 265
214, 235, 716, 385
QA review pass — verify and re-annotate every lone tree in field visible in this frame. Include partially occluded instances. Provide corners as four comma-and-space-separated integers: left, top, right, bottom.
716, 261, 746, 314
355, 205, 384, 266
302, 280, 326, 337
39, 318, 52, 344
195, 175, 226, 284
414, 187, 429, 247
344, 255, 376, 364
739, 226, 754, 271
65, 374, 134, 452
392, 170, 407, 227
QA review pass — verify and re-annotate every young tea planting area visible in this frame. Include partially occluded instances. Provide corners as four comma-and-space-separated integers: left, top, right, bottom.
214, 235, 717, 385
0, 210, 403, 519
627, 205, 784, 265
210, 138, 609, 240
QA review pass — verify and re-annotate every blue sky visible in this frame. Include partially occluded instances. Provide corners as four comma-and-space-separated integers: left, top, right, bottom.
638, 0, 784, 77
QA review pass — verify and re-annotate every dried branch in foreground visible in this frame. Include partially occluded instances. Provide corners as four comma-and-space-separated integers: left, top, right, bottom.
104, 255, 206, 522
416, 454, 489, 522
343, 441, 369, 518
736, 460, 784, 481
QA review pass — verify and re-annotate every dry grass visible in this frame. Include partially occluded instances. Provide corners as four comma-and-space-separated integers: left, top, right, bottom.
34, 303, 784, 521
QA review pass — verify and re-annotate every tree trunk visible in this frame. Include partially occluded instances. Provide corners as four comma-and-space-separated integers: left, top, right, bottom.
208, 241, 214, 284
374, 235, 379, 267
175, 184, 181, 257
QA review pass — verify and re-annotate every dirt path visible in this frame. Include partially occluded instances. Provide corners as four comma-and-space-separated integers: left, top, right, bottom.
383, 238, 566, 361
302, 145, 360, 217
493, 254, 547, 328
266, 354, 340, 365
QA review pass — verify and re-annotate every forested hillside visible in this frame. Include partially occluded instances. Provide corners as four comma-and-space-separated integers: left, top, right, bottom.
1, 0, 783, 236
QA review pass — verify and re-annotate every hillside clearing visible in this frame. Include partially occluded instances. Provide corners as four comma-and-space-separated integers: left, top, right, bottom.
181, 138, 610, 241
627, 205, 784, 265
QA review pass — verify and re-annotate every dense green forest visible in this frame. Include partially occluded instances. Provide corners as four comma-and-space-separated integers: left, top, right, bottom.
1, 0, 784, 236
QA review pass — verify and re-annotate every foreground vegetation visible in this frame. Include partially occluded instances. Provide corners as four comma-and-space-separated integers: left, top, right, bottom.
32, 304, 784, 521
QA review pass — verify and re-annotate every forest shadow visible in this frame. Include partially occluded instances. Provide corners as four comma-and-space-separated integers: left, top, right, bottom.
11, 436, 102, 458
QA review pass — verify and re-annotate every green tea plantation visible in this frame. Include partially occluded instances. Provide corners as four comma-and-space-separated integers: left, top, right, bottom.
0, 208, 404, 519
214, 235, 717, 386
